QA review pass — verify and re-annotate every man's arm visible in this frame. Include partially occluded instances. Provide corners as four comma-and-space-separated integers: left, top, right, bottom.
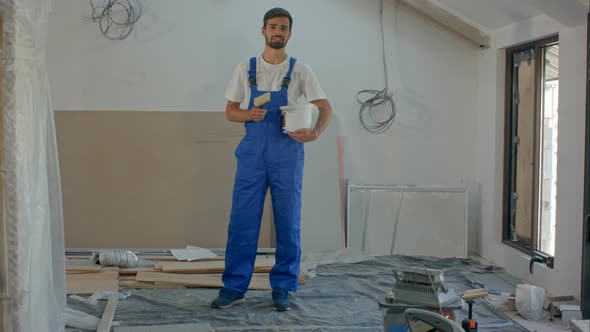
225, 101, 267, 123
287, 98, 333, 143
310, 98, 333, 137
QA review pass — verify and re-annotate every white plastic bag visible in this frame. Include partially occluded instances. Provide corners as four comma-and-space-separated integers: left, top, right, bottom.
515, 284, 547, 321
65, 308, 100, 329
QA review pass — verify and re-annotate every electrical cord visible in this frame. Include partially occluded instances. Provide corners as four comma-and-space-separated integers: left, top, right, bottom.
90, 0, 142, 40
421, 264, 445, 317
356, 0, 397, 134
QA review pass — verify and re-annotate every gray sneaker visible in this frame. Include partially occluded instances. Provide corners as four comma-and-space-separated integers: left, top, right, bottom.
211, 288, 245, 309
271, 288, 291, 311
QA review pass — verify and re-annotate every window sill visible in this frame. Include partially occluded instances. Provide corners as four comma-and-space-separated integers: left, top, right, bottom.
502, 240, 555, 272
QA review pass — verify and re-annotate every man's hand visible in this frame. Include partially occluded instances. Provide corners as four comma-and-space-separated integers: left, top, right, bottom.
287, 128, 320, 143
250, 107, 267, 122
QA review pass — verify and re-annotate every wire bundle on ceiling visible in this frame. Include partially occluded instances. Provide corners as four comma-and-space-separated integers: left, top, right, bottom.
90, 0, 142, 40
357, 0, 397, 134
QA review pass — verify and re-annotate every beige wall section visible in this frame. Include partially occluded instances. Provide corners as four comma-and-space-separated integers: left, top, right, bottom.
55, 111, 274, 249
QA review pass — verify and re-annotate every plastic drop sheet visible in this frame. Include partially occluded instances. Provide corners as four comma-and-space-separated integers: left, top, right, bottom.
2, 0, 67, 330
66, 254, 527, 332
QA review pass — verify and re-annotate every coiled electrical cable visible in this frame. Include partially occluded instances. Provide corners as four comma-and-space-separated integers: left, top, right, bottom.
357, 0, 397, 134
90, 0, 142, 40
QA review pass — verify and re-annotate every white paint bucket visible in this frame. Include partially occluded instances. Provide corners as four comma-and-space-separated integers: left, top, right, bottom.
280, 104, 313, 133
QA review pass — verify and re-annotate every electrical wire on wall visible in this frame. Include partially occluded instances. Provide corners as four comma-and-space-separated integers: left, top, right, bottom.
357, 0, 397, 134
89, 0, 142, 40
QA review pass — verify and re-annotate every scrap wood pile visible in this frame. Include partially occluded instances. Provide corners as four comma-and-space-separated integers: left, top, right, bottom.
66, 253, 308, 295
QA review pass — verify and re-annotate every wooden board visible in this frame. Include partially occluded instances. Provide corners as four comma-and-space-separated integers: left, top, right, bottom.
66, 260, 101, 272
56, 111, 275, 249
97, 295, 118, 332
159, 255, 274, 273
118, 280, 185, 290
66, 271, 119, 281
118, 267, 161, 276
66, 271, 119, 295
515, 58, 536, 242
135, 272, 272, 290
66, 278, 118, 295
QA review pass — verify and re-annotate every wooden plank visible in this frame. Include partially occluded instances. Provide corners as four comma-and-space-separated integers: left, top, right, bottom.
66, 260, 102, 272
67, 271, 119, 282
67, 278, 118, 295
135, 255, 179, 261
66, 265, 121, 273
159, 255, 274, 273
118, 267, 160, 276
135, 272, 306, 290
118, 280, 185, 290
515, 58, 536, 243
135, 272, 273, 290
101, 266, 120, 272
138, 255, 223, 262
118, 276, 136, 281
67, 272, 119, 295
97, 294, 118, 332
114, 323, 214, 332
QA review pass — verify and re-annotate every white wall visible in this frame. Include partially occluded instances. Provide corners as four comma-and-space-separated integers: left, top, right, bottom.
476, 14, 586, 297
47, 0, 479, 253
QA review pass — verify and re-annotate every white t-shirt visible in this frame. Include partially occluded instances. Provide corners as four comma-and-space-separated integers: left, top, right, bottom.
224, 55, 327, 109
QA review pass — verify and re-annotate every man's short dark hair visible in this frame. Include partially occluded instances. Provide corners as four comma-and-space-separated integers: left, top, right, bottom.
263, 8, 293, 31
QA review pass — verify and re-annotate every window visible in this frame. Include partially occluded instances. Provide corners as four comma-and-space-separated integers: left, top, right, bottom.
503, 36, 559, 268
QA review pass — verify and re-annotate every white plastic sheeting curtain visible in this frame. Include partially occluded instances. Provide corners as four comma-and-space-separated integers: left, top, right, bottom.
2, 0, 66, 330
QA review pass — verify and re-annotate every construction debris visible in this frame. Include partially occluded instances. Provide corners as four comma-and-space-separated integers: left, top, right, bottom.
97, 294, 119, 332
65, 254, 306, 294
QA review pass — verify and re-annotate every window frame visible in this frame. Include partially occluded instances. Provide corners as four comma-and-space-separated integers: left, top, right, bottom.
502, 35, 559, 269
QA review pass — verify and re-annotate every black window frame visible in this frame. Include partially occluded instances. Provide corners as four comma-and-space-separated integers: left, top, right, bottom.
502, 35, 559, 270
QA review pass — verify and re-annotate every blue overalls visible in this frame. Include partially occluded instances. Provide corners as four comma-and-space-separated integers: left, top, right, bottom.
222, 57, 304, 294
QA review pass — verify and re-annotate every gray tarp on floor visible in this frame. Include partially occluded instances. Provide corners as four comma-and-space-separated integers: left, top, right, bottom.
66, 254, 527, 332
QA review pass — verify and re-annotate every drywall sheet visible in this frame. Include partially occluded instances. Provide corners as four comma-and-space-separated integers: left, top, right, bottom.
55, 111, 274, 249
347, 186, 467, 258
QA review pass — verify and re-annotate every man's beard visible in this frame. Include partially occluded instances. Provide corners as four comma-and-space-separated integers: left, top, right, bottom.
266, 36, 286, 49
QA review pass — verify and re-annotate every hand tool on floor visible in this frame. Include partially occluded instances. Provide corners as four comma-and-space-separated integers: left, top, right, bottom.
379, 266, 463, 332
460, 289, 489, 332
390, 266, 460, 308
405, 308, 464, 332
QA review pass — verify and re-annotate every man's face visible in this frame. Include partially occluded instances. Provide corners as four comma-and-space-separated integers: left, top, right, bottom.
262, 16, 291, 50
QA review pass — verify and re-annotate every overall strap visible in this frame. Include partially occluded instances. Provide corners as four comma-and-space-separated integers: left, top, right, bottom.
248, 57, 257, 86
281, 57, 297, 88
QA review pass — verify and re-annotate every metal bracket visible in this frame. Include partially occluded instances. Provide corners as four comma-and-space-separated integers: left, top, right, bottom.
529, 256, 544, 274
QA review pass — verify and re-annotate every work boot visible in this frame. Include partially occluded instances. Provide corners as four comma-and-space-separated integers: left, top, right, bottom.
211, 288, 245, 309
271, 288, 292, 311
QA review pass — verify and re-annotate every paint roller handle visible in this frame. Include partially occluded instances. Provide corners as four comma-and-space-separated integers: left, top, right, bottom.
249, 107, 267, 122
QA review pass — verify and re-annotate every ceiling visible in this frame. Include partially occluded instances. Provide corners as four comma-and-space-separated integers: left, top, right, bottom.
434, 0, 588, 32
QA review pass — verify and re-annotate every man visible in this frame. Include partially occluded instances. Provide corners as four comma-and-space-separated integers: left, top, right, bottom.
211, 7, 333, 312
